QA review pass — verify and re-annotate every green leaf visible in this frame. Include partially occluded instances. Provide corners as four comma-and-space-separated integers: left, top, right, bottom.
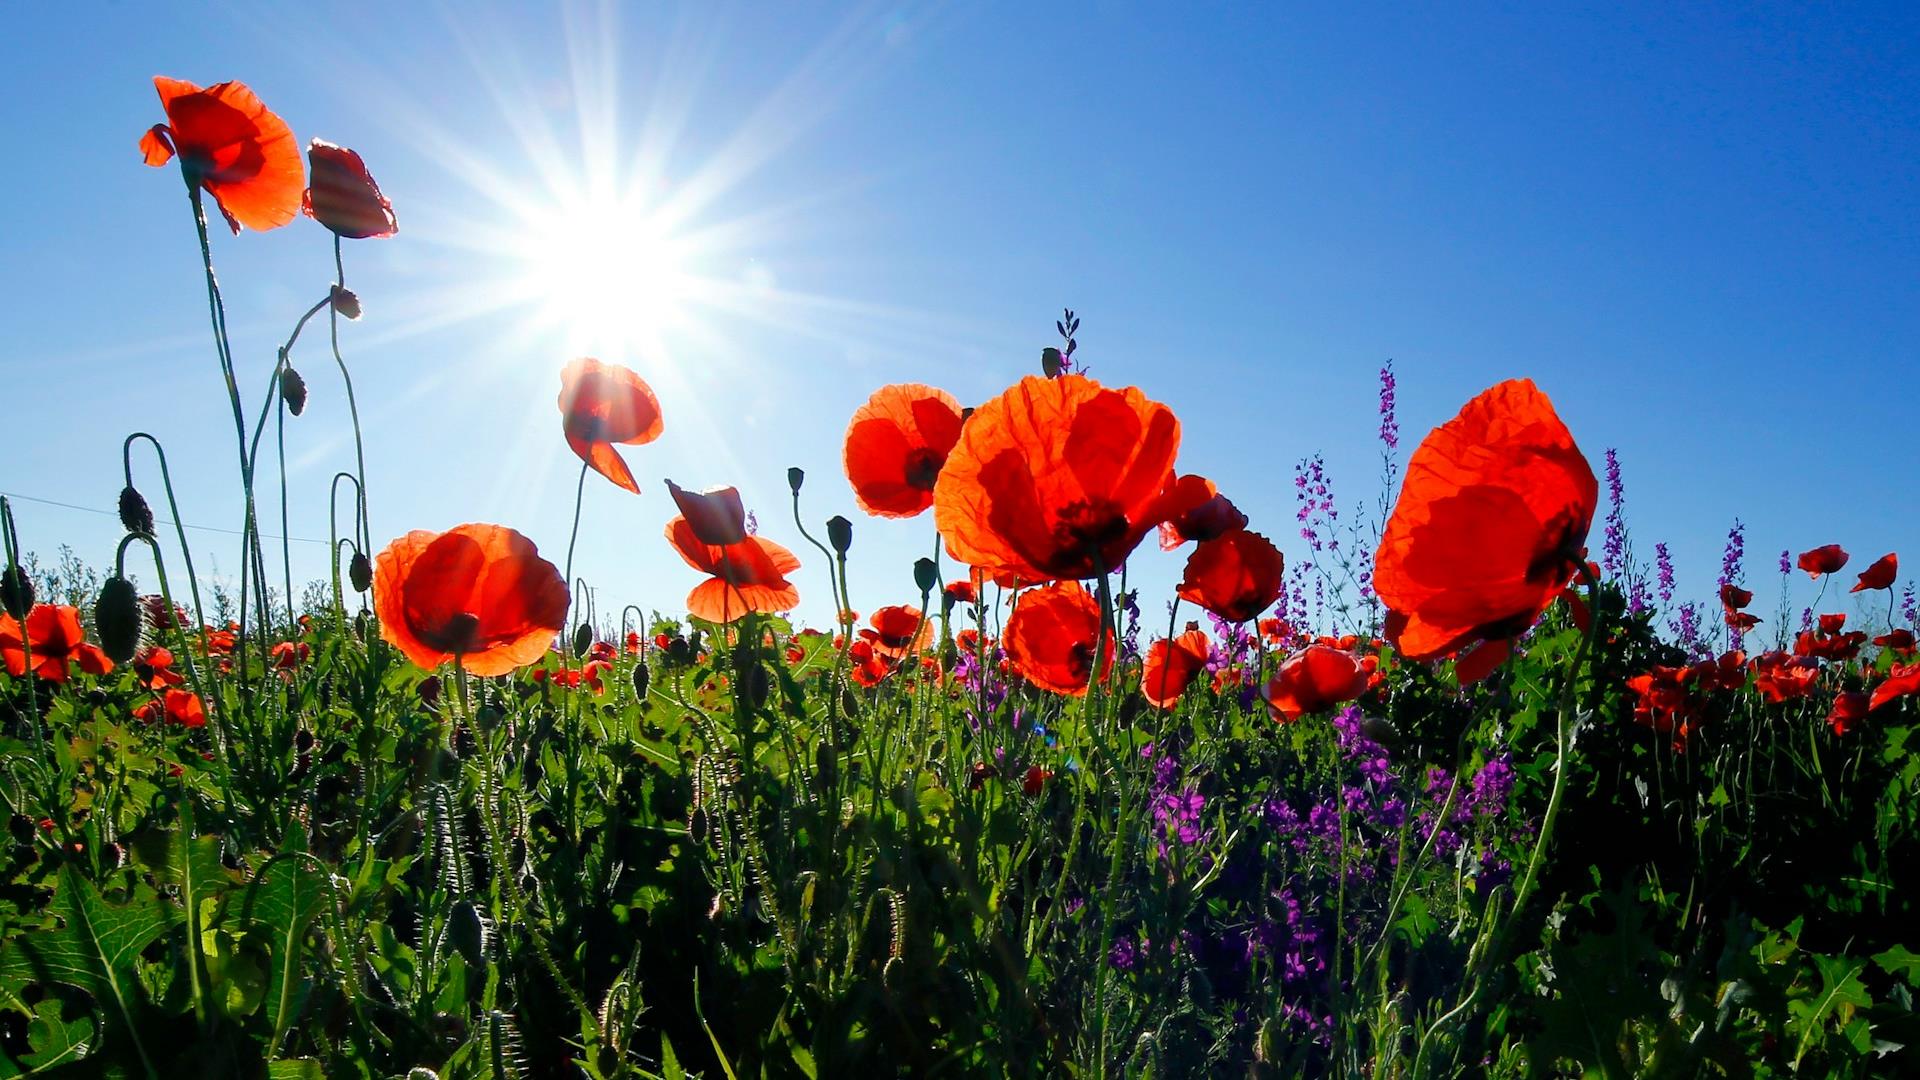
241, 849, 330, 1055
1874, 944, 1920, 986
0, 867, 165, 1074
265, 1061, 325, 1080
21, 999, 92, 1070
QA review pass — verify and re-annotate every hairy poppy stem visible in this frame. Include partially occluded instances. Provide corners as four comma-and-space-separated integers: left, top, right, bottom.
561, 460, 590, 633
331, 235, 371, 555
0, 499, 46, 760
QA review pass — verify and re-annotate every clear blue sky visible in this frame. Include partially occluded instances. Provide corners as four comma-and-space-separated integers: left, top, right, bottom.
2, 2, 1913, 635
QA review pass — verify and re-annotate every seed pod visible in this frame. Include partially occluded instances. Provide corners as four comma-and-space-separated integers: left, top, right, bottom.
826, 515, 853, 555
348, 551, 373, 593
330, 284, 362, 321
787, 466, 805, 494
631, 659, 650, 700
0, 565, 33, 620
571, 623, 593, 658
118, 486, 155, 536
742, 663, 770, 709
913, 557, 938, 597
280, 365, 308, 416
1041, 346, 1064, 377
94, 576, 143, 664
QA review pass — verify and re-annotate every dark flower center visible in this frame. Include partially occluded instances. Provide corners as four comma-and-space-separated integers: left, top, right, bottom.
904, 448, 945, 491
421, 611, 483, 656
1053, 498, 1130, 555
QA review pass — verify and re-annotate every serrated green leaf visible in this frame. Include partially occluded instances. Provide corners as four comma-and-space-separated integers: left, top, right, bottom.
241, 847, 330, 1055
22, 999, 91, 1070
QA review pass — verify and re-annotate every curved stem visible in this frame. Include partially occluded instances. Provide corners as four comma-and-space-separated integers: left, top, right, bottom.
121, 433, 209, 645
330, 235, 371, 554
561, 460, 590, 631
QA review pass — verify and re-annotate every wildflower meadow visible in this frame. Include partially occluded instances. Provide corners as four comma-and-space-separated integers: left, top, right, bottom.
2, 63, 1918, 1080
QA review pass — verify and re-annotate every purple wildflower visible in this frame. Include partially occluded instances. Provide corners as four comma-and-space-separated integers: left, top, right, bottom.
1601, 449, 1625, 578
1656, 542, 1675, 604
1378, 360, 1399, 450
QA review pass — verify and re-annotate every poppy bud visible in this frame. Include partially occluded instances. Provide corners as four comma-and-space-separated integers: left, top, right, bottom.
348, 551, 373, 593
94, 576, 143, 664
448, 900, 489, 967
280, 364, 308, 417
0, 565, 33, 620
742, 663, 770, 709
572, 623, 593, 658
474, 703, 503, 733
631, 660, 650, 700
787, 467, 805, 495
913, 557, 939, 598
1041, 346, 1064, 377
118, 486, 155, 536
826, 515, 853, 556
417, 674, 442, 708
330, 284, 362, 321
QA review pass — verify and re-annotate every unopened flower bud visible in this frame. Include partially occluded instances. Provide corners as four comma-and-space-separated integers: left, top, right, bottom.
280, 365, 308, 417
787, 467, 805, 495
631, 660, 651, 700
572, 623, 593, 658
826, 515, 853, 556
118, 486, 154, 536
1, 566, 33, 620
349, 551, 373, 593
418, 674, 442, 708
1041, 347, 1064, 377
913, 557, 938, 597
94, 576, 143, 664
330, 285, 362, 321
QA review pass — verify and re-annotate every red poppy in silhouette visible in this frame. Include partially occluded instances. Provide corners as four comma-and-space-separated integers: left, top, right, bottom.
665, 480, 748, 546
1688, 650, 1747, 693
1373, 379, 1597, 678
843, 384, 966, 518
1875, 629, 1915, 653
1141, 628, 1210, 709
139, 77, 303, 233
372, 523, 569, 677
665, 517, 801, 625
847, 638, 891, 688
1796, 545, 1849, 578
1853, 553, 1898, 593
862, 605, 932, 658
1156, 475, 1248, 550
558, 359, 664, 494
303, 139, 397, 239
934, 374, 1181, 582
1023, 765, 1053, 796
1872, 662, 1920, 712
1265, 644, 1378, 722
943, 580, 977, 608
0, 605, 113, 683
1828, 691, 1869, 736
1003, 580, 1112, 696
1178, 530, 1285, 623
1720, 584, 1754, 611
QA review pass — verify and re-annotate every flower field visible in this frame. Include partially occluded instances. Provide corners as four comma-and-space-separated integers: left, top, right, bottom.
1, 74, 1918, 1079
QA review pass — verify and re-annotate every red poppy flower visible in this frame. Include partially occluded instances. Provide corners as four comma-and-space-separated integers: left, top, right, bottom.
1177, 530, 1285, 623
944, 580, 977, 607
1265, 644, 1378, 722
624, 631, 644, 655
1156, 475, 1248, 550
1797, 545, 1849, 578
1, 605, 113, 683
1003, 580, 1113, 696
1871, 662, 1920, 712
372, 523, 570, 677
139, 77, 303, 233
934, 374, 1182, 582
1688, 650, 1748, 693
847, 638, 891, 687
843, 383, 966, 518
665, 516, 801, 625
134, 646, 186, 690
1853, 553, 1898, 593
1828, 691, 1869, 736
1373, 379, 1597, 672
271, 641, 310, 669
163, 689, 207, 728
1022, 765, 1053, 796
1752, 652, 1820, 703
1874, 629, 1915, 653
558, 359, 664, 494
862, 605, 931, 658
1720, 584, 1754, 611
1626, 667, 1699, 749
302, 139, 397, 239
1141, 628, 1210, 709
667, 481, 748, 546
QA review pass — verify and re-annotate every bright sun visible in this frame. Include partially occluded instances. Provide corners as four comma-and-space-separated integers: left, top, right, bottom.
515, 194, 696, 359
